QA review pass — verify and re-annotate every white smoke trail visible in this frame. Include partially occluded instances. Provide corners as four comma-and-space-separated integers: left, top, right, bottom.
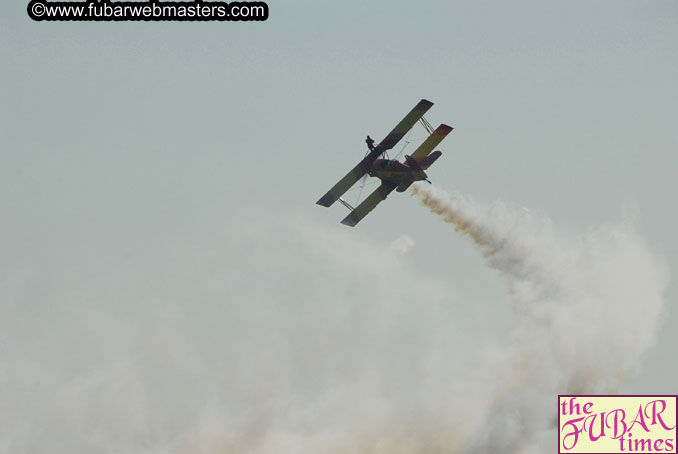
1, 192, 667, 454
0, 216, 469, 454
411, 184, 668, 453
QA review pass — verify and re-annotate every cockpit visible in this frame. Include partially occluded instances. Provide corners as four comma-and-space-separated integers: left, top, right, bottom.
379, 159, 397, 169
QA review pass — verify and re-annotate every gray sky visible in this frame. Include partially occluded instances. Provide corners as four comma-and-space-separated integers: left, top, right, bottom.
1, 0, 677, 452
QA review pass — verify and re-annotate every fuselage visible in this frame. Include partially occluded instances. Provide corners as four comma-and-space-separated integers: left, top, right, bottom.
369, 158, 428, 193
370, 158, 426, 183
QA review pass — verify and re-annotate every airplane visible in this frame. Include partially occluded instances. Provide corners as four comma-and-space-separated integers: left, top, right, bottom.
316, 99, 453, 226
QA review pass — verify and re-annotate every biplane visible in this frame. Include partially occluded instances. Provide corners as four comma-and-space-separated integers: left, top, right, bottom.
316, 99, 453, 226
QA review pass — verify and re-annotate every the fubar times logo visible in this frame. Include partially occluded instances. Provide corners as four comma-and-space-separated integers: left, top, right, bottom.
559, 395, 677, 453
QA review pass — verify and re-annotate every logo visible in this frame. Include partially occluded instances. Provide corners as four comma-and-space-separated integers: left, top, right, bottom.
559, 395, 677, 453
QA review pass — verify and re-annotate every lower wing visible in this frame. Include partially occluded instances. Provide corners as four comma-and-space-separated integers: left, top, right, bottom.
340, 183, 396, 227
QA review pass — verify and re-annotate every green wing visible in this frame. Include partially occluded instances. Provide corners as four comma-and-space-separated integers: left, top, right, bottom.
378, 99, 434, 151
340, 183, 396, 227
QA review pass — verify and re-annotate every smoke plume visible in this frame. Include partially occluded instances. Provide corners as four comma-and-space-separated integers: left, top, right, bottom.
411, 184, 667, 453
0, 188, 667, 454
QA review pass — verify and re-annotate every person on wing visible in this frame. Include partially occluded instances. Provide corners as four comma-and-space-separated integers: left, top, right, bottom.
366, 135, 375, 151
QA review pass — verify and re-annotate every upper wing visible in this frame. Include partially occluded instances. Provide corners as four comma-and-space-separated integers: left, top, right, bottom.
410, 124, 454, 160
316, 148, 382, 207
378, 99, 434, 151
340, 183, 396, 227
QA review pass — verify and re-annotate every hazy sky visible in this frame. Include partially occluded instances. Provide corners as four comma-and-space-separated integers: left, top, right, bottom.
1, 0, 677, 452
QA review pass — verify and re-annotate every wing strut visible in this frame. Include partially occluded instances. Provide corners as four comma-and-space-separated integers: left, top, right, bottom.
338, 197, 355, 211
419, 116, 434, 134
